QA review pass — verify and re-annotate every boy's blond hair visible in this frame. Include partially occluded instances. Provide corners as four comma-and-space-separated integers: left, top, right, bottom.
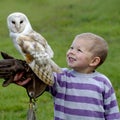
75, 33, 108, 66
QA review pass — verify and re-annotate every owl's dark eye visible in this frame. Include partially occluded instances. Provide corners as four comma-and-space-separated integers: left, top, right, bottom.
12, 21, 15, 24
20, 20, 23, 24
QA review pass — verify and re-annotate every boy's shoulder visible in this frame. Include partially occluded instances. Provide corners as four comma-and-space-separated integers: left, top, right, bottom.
93, 71, 112, 87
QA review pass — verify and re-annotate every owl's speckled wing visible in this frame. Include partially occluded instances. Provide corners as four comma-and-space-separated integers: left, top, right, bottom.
17, 35, 62, 86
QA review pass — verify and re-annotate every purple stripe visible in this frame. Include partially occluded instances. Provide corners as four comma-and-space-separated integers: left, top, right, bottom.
104, 87, 114, 99
93, 76, 111, 88
104, 100, 118, 109
56, 93, 103, 105
58, 82, 102, 93
55, 117, 63, 120
55, 104, 104, 118
105, 112, 120, 119
56, 71, 75, 81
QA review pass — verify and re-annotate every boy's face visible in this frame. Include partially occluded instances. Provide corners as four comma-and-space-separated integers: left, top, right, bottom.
66, 38, 95, 73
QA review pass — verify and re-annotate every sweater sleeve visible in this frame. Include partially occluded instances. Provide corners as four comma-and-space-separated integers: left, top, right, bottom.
104, 85, 120, 119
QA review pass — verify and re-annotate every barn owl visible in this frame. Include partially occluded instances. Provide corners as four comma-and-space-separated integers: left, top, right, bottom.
7, 12, 62, 86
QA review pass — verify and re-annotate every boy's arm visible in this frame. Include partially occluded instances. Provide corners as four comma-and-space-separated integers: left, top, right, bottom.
104, 86, 120, 119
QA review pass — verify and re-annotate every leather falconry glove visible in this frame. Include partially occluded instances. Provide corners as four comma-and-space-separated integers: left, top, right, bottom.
0, 51, 47, 99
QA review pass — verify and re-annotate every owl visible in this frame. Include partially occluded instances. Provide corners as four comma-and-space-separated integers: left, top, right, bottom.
7, 12, 62, 86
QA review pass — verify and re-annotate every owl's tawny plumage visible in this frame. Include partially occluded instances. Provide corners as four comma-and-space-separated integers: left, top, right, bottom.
7, 12, 62, 86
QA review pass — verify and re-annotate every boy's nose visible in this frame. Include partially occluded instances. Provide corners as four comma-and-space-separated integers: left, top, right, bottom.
69, 49, 76, 54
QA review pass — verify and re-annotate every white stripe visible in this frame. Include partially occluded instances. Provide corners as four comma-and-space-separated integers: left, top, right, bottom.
55, 98, 104, 112
56, 87, 103, 100
55, 110, 105, 120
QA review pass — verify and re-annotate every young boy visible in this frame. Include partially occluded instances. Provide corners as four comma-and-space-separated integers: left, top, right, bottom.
46, 32, 120, 120
3, 32, 119, 119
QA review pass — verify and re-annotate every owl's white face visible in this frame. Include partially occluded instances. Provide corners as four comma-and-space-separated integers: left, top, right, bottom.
7, 12, 29, 33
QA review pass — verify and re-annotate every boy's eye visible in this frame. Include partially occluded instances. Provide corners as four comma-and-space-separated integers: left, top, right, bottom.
78, 49, 83, 52
70, 46, 73, 49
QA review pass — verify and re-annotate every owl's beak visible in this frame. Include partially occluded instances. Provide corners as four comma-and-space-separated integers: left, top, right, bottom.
14, 21, 21, 32
15, 26, 20, 32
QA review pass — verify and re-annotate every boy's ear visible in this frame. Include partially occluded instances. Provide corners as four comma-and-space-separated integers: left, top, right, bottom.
89, 57, 101, 67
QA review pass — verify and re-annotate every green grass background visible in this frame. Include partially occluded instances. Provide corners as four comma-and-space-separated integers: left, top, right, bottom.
0, 0, 120, 119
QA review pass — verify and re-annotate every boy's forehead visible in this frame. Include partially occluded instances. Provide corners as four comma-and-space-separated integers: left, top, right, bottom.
71, 38, 93, 50
72, 38, 93, 46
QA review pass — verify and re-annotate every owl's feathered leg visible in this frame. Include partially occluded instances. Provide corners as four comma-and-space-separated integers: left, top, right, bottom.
28, 60, 54, 86
49, 59, 62, 73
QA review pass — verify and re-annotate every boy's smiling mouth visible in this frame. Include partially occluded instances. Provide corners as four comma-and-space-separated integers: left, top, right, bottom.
68, 56, 76, 63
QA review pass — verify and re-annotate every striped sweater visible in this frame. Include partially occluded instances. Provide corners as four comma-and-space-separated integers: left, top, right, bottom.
49, 69, 120, 120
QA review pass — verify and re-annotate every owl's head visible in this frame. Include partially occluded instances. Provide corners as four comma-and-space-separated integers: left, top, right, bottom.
7, 12, 32, 34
